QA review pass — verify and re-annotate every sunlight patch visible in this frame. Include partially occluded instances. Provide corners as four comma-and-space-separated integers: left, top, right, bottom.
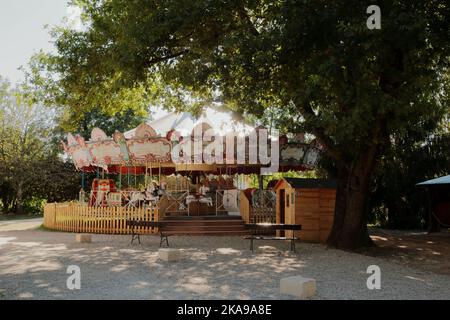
216, 248, 240, 254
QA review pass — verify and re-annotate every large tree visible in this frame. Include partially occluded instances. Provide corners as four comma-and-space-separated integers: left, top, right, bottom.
30, 0, 449, 248
0, 77, 81, 214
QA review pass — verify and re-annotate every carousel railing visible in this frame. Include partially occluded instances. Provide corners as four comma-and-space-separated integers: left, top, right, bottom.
43, 202, 159, 234
239, 190, 276, 224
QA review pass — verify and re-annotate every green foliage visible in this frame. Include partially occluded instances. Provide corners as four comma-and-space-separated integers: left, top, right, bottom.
22, 197, 47, 215
72, 107, 147, 138
369, 132, 450, 229
25, 50, 151, 131
27, 1, 450, 245
31, 0, 449, 165
0, 78, 80, 214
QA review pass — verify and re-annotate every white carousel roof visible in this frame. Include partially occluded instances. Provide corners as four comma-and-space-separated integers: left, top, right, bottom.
124, 108, 255, 139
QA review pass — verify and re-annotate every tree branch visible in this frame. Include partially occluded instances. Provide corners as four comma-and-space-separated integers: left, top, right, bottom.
294, 98, 348, 167
236, 6, 260, 36
146, 49, 189, 67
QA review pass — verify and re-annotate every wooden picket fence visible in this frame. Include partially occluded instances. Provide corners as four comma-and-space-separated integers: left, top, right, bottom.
43, 202, 159, 234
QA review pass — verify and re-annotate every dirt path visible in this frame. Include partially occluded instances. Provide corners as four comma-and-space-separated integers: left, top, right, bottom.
0, 218, 43, 232
1, 230, 449, 300
363, 228, 450, 275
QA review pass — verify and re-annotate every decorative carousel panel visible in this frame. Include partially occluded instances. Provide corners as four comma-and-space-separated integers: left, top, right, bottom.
126, 138, 172, 163
303, 146, 321, 168
90, 127, 108, 141
67, 133, 78, 147
134, 123, 157, 138
71, 146, 93, 169
191, 121, 213, 138
64, 134, 93, 170
280, 143, 308, 165
112, 131, 130, 162
88, 140, 123, 166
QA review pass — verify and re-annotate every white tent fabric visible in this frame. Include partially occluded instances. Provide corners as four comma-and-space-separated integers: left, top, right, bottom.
416, 175, 450, 186
124, 108, 255, 139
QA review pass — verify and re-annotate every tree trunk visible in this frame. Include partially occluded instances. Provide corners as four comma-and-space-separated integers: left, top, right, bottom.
1, 196, 9, 214
327, 149, 378, 249
15, 182, 24, 215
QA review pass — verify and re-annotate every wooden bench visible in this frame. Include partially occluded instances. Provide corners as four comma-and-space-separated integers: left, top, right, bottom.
126, 220, 170, 247
244, 223, 302, 252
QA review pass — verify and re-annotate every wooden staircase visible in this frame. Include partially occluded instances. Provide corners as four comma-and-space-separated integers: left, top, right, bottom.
161, 215, 249, 235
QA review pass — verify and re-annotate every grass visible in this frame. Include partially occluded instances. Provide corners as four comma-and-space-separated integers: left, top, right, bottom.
0, 214, 43, 221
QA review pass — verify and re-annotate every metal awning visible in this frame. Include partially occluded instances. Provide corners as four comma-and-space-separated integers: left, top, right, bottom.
416, 175, 450, 186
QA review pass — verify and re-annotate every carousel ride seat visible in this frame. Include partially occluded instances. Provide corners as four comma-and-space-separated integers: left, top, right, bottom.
126, 191, 145, 208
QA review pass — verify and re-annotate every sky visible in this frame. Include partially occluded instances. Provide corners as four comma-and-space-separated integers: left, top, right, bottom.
0, 0, 211, 121
0, 0, 73, 84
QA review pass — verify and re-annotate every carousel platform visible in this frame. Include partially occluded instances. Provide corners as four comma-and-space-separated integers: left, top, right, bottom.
160, 215, 248, 235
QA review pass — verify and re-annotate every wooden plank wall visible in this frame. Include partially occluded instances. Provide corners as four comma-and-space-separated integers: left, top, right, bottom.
294, 188, 336, 243
43, 202, 159, 234
239, 191, 250, 223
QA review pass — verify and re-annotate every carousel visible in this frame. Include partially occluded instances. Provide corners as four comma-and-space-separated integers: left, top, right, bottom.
45, 109, 322, 234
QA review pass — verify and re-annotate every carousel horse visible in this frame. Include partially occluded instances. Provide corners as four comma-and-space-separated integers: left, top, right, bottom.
198, 185, 213, 207
126, 191, 145, 208
185, 185, 213, 207
144, 182, 162, 206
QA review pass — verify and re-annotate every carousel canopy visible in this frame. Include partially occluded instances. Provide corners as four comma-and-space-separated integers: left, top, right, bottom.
416, 175, 450, 186
124, 109, 255, 138
62, 107, 323, 174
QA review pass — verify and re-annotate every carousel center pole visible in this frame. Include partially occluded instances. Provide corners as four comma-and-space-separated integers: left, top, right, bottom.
118, 165, 122, 190
81, 171, 85, 190
159, 162, 161, 184
150, 161, 153, 187
145, 162, 148, 188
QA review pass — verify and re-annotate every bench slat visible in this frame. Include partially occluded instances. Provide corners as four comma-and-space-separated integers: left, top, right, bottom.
244, 236, 299, 240
126, 220, 164, 228
245, 223, 302, 231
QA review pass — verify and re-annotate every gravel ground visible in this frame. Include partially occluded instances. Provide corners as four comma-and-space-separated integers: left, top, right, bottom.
0, 218, 43, 232
0, 229, 449, 300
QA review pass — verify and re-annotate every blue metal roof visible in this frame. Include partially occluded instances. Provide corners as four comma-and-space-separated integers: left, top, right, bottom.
416, 175, 450, 186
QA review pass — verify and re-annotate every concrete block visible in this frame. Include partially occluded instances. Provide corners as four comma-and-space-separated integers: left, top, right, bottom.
280, 276, 316, 299
76, 234, 92, 243
256, 246, 279, 254
158, 248, 181, 262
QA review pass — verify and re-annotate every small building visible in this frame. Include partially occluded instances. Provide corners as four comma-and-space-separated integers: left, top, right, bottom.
274, 178, 337, 243
416, 175, 450, 232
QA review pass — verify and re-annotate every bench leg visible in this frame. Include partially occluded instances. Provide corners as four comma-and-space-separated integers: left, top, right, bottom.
130, 226, 140, 245
131, 233, 140, 245
160, 233, 169, 247
250, 237, 254, 252
164, 236, 169, 247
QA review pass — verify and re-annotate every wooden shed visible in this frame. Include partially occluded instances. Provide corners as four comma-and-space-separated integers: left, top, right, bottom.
274, 178, 337, 243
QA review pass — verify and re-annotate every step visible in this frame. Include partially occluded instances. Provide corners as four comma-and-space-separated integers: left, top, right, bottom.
163, 225, 247, 232
163, 230, 250, 236
160, 215, 247, 235
163, 215, 242, 220
163, 220, 244, 226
